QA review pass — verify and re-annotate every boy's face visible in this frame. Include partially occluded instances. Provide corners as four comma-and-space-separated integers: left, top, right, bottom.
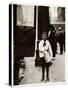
42, 34, 47, 41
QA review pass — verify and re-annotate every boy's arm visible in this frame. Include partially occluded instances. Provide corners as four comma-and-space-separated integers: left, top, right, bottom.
39, 41, 44, 51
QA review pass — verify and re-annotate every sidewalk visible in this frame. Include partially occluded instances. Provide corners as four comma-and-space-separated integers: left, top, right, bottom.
19, 53, 65, 85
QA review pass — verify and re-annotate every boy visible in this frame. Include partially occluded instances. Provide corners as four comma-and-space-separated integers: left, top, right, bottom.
39, 32, 52, 81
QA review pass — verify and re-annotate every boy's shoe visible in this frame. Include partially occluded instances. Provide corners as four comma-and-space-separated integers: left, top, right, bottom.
46, 78, 50, 81
41, 78, 45, 81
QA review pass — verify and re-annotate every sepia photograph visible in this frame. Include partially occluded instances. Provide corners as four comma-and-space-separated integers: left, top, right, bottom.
9, 4, 65, 85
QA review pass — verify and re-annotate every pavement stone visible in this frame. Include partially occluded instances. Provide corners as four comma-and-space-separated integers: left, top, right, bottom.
19, 53, 65, 85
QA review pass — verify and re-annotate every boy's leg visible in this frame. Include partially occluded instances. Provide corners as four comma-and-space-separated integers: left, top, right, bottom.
41, 65, 45, 81
46, 65, 50, 81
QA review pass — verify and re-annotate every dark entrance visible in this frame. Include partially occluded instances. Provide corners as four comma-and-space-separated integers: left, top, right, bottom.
38, 6, 49, 40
